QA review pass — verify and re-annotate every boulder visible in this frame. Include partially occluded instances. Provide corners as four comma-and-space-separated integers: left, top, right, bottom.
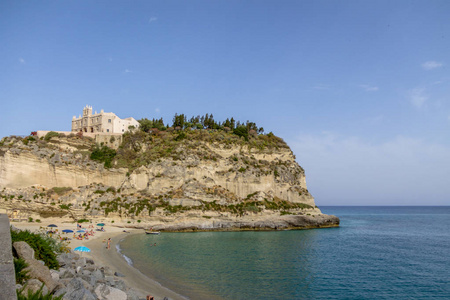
21, 279, 48, 296
95, 284, 127, 300
60, 268, 76, 279
92, 269, 104, 281
62, 278, 96, 300
50, 269, 60, 281
126, 289, 140, 300
13, 241, 59, 292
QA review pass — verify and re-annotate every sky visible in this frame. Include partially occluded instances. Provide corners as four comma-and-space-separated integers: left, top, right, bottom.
1, 1, 449, 206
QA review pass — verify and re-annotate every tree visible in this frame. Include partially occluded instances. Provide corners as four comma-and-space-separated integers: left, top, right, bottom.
233, 125, 249, 141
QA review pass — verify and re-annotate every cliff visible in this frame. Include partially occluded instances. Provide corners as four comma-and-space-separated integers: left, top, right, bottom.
0, 132, 339, 231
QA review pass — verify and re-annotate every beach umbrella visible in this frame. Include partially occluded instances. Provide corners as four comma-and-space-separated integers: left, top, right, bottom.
74, 246, 91, 257
62, 229, 73, 233
77, 230, 85, 233
96, 223, 105, 226
47, 224, 58, 227
74, 246, 91, 252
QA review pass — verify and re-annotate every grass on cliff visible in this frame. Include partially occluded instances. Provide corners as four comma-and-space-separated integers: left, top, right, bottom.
11, 229, 61, 270
113, 128, 289, 170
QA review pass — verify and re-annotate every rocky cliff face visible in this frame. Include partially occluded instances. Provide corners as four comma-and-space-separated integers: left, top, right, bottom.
0, 134, 339, 230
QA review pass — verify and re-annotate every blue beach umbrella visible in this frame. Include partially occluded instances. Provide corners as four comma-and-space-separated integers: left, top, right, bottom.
74, 246, 91, 257
96, 223, 105, 226
74, 246, 91, 252
62, 229, 73, 233
77, 230, 85, 233
47, 224, 58, 227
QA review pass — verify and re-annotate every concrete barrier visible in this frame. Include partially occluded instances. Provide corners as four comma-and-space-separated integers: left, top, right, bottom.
0, 214, 17, 300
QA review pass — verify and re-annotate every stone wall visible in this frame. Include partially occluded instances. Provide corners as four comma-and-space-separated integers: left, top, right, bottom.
0, 214, 17, 300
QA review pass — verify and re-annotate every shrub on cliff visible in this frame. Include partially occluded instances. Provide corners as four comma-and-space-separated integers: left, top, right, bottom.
90, 144, 116, 168
10, 229, 59, 270
44, 131, 59, 141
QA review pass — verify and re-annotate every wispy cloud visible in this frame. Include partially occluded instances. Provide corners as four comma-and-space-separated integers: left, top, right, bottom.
155, 108, 160, 113
289, 132, 450, 205
422, 61, 443, 70
124, 69, 132, 73
359, 84, 379, 92
149, 17, 158, 23
409, 88, 428, 108
19, 58, 25, 64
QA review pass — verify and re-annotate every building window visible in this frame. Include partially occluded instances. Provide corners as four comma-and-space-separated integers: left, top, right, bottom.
107, 129, 110, 132
108, 119, 111, 123
122, 129, 124, 132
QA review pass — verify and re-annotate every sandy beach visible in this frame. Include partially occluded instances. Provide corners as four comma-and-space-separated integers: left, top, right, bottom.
12, 221, 187, 300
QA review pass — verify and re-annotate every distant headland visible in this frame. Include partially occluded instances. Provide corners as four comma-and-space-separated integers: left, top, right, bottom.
0, 106, 339, 231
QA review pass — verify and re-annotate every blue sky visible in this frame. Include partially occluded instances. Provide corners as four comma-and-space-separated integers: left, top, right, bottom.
1, 1, 449, 205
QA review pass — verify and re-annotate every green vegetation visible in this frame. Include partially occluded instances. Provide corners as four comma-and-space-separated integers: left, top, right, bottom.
77, 218, 90, 223
48, 187, 72, 196
97, 194, 312, 218
90, 145, 116, 168
14, 258, 30, 284
17, 284, 64, 300
44, 131, 59, 141
10, 229, 59, 270
59, 204, 72, 210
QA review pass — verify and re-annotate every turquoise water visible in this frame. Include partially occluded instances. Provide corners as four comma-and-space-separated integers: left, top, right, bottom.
119, 207, 450, 299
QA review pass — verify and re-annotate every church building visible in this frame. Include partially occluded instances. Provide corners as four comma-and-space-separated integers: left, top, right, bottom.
71, 105, 139, 134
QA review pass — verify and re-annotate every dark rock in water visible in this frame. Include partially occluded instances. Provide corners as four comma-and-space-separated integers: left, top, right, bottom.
13, 241, 59, 292
114, 271, 125, 277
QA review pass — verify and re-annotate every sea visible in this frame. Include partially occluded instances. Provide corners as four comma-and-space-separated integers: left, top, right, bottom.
118, 206, 450, 299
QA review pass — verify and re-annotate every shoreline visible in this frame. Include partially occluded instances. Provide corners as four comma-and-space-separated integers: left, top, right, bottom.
12, 222, 187, 300
85, 230, 187, 300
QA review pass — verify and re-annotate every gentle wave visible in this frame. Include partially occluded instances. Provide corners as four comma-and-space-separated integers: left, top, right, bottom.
115, 240, 133, 266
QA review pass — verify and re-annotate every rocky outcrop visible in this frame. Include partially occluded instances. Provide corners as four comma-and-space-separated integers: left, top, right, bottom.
0, 135, 339, 230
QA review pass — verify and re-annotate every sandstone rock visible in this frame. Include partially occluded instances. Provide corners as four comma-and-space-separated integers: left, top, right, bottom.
95, 284, 127, 300
13, 241, 59, 292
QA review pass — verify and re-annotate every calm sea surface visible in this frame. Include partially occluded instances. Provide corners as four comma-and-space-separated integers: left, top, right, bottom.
119, 207, 450, 299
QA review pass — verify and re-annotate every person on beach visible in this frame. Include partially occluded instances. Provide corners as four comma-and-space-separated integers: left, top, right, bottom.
107, 238, 111, 249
